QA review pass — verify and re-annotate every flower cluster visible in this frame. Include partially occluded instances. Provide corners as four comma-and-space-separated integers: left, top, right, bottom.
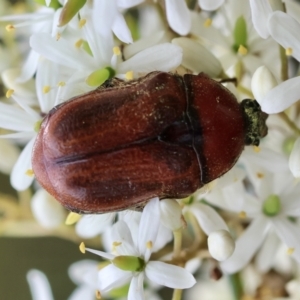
1, 0, 300, 299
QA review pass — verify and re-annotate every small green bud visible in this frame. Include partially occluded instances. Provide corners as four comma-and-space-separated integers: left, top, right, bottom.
232, 16, 248, 53
112, 255, 145, 272
108, 283, 130, 298
263, 195, 281, 217
58, 0, 87, 27
35, 0, 62, 9
86, 68, 111, 87
34, 120, 42, 132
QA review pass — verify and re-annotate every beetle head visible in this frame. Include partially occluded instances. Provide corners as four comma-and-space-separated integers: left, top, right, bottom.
240, 99, 268, 146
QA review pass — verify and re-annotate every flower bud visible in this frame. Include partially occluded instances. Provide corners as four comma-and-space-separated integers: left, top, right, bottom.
289, 137, 300, 178
160, 199, 182, 230
208, 230, 235, 261
31, 189, 65, 229
251, 66, 277, 103
112, 256, 145, 272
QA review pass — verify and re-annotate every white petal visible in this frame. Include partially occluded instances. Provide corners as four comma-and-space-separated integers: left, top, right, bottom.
75, 213, 115, 238
289, 137, 300, 178
98, 264, 132, 291
2, 68, 36, 98
128, 274, 145, 300
138, 197, 160, 259
271, 217, 300, 263
208, 230, 235, 261
117, 0, 144, 9
67, 286, 95, 300
110, 220, 138, 255
11, 137, 35, 191
27, 269, 54, 300
259, 76, 300, 113
68, 259, 98, 286
249, 0, 273, 38
255, 231, 280, 273
221, 216, 269, 274
251, 66, 277, 102
198, 0, 224, 11
35, 58, 62, 113
30, 33, 95, 71
172, 37, 222, 77
112, 12, 133, 44
85, 248, 114, 261
118, 43, 182, 74
145, 261, 196, 289
31, 189, 65, 229
268, 11, 300, 62
159, 199, 182, 230
191, 203, 228, 235
17, 50, 40, 82
165, 0, 191, 35
92, 0, 118, 38
0, 102, 36, 132
0, 139, 20, 174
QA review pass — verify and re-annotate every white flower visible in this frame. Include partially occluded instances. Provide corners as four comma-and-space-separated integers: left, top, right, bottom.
82, 198, 196, 299
0, 60, 74, 190
289, 137, 300, 178
68, 260, 99, 300
0, 5, 68, 81
208, 158, 300, 274
27, 269, 54, 300
190, 0, 280, 76
208, 229, 235, 261
30, 10, 182, 84
31, 189, 66, 229
198, 0, 225, 11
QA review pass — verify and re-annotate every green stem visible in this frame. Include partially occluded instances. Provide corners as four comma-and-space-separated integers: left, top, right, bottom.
173, 229, 182, 260
172, 288, 183, 300
228, 273, 244, 300
279, 45, 288, 81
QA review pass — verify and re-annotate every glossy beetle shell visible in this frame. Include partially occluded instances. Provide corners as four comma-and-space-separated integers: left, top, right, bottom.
32, 72, 267, 213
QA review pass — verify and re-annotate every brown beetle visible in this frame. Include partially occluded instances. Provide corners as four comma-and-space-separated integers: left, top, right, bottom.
32, 72, 267, 214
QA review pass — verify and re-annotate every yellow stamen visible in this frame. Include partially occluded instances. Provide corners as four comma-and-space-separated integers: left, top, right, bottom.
25, 169, 34, 177
253, 145, 260, 153
56, 32, 61, 41
113, 46, 121, 56
75, 39, 83, 48
43, 85, 51, 94
287, 248, 294, 255
286, 47, 293, 56
204, 18, 212, 27
238, 45, 248, 55
95, 290, 102, 299
65, 212, 81, 225
256, 172, 264, 179
6, 24, 15, 32
79, 19, 86, 28
58, 81, 66, 87
113, 241, 122, 247
79, 242, 86, 253
125, 71, 134, 80
238, 211, 247, 219
146, 241, 153, 249
6, 89, 14, 98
